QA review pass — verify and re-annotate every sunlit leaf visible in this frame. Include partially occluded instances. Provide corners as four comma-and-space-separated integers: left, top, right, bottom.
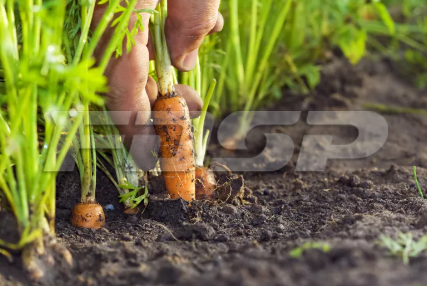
373, 2, 395, 35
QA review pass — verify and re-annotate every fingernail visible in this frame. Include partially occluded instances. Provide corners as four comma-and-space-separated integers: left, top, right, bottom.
181, 49, 199, 71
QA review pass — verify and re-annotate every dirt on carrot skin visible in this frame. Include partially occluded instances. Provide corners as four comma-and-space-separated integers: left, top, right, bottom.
3, 56, 427, 286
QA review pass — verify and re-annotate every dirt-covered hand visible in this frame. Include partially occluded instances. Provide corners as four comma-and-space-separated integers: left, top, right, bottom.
92, 0, 223, 170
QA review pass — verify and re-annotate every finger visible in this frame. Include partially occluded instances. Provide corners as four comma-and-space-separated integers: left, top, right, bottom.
175, 84, 203, 118
146, 75, 158, 105
208, 12, 224, 35
147, 83, 203, 119
92, 0, 159, 170
105, 46, 159, 170
165, 0, 221, 72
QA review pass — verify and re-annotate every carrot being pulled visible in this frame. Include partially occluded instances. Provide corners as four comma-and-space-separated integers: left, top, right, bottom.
153, 95, 196, 201
150, 0, 196, 201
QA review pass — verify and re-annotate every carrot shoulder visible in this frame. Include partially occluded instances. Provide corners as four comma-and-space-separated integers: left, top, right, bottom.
153, 94, 196, 201
70, 202, 105, 229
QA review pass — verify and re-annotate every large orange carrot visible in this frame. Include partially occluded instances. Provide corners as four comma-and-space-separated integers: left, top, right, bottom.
150, 1, 196, 201
153, 95, 196, 201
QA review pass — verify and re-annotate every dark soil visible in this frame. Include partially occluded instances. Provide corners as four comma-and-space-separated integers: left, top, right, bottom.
2, 57, 427, 286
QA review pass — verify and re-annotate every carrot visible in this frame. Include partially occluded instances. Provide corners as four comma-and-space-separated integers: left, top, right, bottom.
195, 166, 216, 200
153, 94, 196, 201
123, 206, 142, 215
150, 1, 196, 201
70, 202, 105, 229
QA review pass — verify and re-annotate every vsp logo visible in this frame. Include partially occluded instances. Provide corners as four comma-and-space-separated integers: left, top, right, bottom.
212, 111, 388, 172
52, 110, 388, 173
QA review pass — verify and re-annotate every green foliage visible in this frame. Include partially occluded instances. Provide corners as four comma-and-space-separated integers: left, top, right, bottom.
179, 62, 217, 166
200, 0, 397, 137
0, 0, 101, 253
363, 103, 427, 115
378, 233, 427, 265
338, 25, 368, 64
373, 1, 395, 34
289, 242, 331, 258
364, 0, 427, 88
95, 108, 148, 210
414, 166, 424, 199
108, 0, 154, 56
0, 0, 146, 260
118, 181, 148, 209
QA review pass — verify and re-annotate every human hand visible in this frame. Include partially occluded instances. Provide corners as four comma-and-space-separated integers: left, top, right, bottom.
92, 0, 223, 170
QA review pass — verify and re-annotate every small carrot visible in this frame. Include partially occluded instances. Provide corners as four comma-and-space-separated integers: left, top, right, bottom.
150, 1, 196, 201
195, 163, 233, 200
70, 103, 105, 229
195, 166, 216, 200
70, 202, 105, 229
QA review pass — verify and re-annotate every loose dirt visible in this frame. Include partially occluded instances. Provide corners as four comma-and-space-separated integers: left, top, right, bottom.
2, 56, 427, 286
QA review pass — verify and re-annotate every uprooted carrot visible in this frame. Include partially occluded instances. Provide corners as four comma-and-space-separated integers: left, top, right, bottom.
150, 0, 196, 201
153, 96, 196, 201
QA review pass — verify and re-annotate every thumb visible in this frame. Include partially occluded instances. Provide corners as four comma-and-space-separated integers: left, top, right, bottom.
165, 0, 223, 72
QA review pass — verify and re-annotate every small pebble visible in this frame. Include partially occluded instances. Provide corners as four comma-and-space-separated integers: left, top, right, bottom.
338, 175, 349, 184
275, 224, 285, 233
360, 180, 374, 189
349, 175, 361, 187
260, 230, 272, 241
105, 204, 115, 211
121, 233, 133, 241
220, 205, 237, 215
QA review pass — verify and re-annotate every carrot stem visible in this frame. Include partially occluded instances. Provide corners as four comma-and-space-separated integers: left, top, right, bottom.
81, 102, 95, 203
150, 0, 174, 96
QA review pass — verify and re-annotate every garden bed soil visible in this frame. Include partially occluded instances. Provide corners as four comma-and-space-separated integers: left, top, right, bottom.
2, 57, 427, 286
